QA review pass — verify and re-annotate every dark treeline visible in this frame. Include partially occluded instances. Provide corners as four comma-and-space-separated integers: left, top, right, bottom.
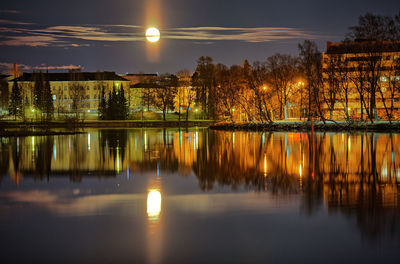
98, 85, 129, 120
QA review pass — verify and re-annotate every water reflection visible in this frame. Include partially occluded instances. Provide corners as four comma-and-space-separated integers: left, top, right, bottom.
1, 129, 400, 243
147, 189, 162, 222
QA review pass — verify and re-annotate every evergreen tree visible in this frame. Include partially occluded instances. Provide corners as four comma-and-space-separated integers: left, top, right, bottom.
106, 91, 113, 119
98, 87, 106, 120
33, 72, 44, 112
101, 85, 129, 120
118, 85, 129, 120
9, 79, 22, 120
43, 78, 54, 120
110, 85, 118, 119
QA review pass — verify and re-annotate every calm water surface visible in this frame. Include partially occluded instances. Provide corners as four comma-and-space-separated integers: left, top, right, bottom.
0, 128, 400, 263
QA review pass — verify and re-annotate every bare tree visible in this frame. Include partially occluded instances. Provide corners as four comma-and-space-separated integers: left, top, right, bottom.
192, 56, 216, 119
347, 12, 400, 121
69, 70, 87, 121
266, 54, 298, 120
298, 40, 325, 121
323, 54, 342, 120
151, 74, 178, 121
176, 69, 194, 121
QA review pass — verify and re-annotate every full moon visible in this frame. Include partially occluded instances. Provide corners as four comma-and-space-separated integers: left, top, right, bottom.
146, 27, 160, 43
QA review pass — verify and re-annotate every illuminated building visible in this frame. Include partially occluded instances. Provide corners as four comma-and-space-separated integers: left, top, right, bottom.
322, 40, 400, 120
8, 71, 130, 113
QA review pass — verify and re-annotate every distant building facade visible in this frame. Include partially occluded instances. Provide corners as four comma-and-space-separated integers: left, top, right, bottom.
8, 71, 130, 113
122, 73, 159, 111
322, 40, 400, 120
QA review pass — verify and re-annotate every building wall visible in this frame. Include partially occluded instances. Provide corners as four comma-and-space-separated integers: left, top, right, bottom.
322, 42, 400, 120
8, 79, 130, 113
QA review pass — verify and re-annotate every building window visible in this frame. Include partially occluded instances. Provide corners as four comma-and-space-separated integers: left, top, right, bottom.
380, 76, 388, 82
87, 103, 90, 108
64, 86, 67, 90
53, 95, 56, 100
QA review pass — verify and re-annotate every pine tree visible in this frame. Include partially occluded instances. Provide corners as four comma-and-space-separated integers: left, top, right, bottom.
106, 91, 113, 120
9, 79, 22, 120
98, 87, 106, 120
43, 78, 54, 120
33, 72, 44, 112
118, 85, 129, 120
110, 86, 118, 120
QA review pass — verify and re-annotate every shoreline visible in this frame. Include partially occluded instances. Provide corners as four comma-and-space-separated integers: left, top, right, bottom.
210, 121, 400, 133
0, 120, 214, 137
1, 120, 400, 135
0, 120, 214, 129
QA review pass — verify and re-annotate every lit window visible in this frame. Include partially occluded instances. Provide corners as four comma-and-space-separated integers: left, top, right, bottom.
380, 76, 388, 82
52, 95, 56, 100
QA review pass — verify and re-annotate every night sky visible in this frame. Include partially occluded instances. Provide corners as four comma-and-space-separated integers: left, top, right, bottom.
0, 0, 399, 74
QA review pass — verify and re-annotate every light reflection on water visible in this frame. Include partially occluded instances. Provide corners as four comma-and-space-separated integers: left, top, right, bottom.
0, 128, 400, 263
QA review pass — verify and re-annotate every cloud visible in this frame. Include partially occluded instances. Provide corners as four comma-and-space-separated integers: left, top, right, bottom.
32, 64, 82, 70
0, 62, 31, 71
164, 26, 318, 43
0, 9, 20, 14
0, 19, 33, 25
0, 35, 59, 47
0, 22, 326, 47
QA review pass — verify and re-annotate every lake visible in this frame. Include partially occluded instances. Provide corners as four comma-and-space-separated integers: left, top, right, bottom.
0, 128, 399, 263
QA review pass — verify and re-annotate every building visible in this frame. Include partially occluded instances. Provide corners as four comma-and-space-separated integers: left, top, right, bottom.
122, 73, 158, 86
322, 40, 400, 120
8, 71, 130, 114
122, 73, 159, 112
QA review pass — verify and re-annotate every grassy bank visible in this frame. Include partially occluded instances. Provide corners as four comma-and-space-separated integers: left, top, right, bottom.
210, 121, 400, 133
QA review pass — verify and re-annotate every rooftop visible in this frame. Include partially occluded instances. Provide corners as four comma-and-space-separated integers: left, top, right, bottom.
326, 40, 400, 54
11, 71, 129, 82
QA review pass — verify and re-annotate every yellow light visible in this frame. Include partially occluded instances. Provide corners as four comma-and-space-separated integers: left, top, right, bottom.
146, 27, 160, 43
264, 154, 267, 177
147, 190, 161, 221
263, 86, 267, 91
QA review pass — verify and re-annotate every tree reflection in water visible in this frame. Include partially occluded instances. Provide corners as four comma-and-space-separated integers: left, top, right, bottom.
1, 128, 400, 241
